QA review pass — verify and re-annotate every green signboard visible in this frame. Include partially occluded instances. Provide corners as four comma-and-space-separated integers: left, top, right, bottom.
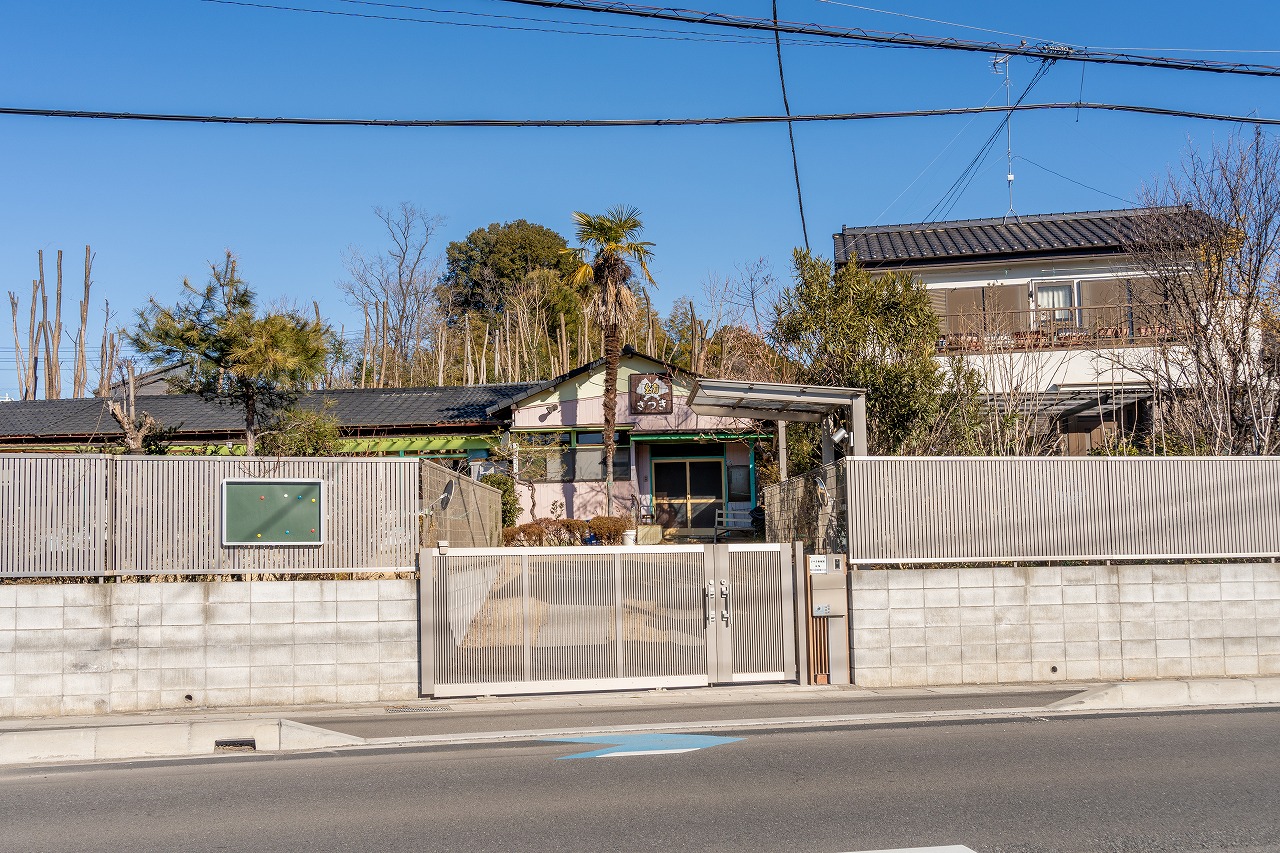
222, 479, 324, 546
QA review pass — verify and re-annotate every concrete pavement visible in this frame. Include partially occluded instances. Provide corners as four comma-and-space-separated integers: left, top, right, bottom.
2, 677, 1279, 766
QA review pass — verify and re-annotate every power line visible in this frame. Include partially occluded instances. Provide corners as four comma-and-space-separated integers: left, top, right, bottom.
198, 0, 778, 46
772, 0, 808, 253
810, 0, 1054, 44
2, 101, 1279, 128
488, 0, 1280, 78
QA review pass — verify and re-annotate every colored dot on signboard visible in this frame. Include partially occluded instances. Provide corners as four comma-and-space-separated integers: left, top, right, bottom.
311, 499, 316, 503
259, 496, 264, 500
256, 533, 261, 538
297, 495, 303, 500
310, 528, 316, 533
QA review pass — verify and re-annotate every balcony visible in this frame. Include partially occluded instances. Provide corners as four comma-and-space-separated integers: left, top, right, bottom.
937, 304, 1178, 354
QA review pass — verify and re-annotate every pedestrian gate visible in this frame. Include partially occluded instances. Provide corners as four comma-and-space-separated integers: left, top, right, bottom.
420, 544, 798, 697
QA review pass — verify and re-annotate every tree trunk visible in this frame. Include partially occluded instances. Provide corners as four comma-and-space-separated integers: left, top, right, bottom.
244, 393, 257, 456
602, 316, 621, 516
73, 247, 92, 398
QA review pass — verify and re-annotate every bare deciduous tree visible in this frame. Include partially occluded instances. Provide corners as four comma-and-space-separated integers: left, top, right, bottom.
8, 245, 100, 400
1118, 132, 1280, 454
106, 360, 164, 454
342, 203, 444, 387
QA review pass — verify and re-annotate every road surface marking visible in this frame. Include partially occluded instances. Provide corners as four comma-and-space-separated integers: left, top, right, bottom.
843, 847, 978, 853
550, 733, 743, 759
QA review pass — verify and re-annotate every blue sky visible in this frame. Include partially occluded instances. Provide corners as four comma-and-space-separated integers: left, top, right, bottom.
2, 0, 1279, 397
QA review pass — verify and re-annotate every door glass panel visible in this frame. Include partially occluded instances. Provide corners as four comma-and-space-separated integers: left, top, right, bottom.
689, 501, 720, 527
653, 461, 689, 528
688, 461, 724, 499
653, 461, 688, 498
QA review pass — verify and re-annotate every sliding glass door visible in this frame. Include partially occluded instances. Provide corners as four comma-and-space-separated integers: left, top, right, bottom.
652, 459, 725, 529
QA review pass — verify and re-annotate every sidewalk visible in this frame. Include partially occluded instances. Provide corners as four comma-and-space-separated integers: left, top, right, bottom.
3, 677, 1278, 767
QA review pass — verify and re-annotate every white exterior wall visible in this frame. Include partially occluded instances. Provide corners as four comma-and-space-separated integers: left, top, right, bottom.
915, 254, 1157, 395
849, 563, 1280, 688
0, 580, 418, 718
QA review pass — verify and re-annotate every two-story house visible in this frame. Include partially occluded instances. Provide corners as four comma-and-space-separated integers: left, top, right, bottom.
834, 207, 1199, 454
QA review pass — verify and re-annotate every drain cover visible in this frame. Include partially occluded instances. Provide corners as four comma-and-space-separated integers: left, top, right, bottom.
385, 704, 452, 714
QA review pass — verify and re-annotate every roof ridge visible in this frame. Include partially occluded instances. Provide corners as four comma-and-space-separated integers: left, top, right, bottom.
838, 206, 1185, 236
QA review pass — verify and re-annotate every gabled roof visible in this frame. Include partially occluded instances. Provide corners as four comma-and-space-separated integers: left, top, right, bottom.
0, 383, 536, 444
484, 346, 692, 416
834, 206, 1210, 269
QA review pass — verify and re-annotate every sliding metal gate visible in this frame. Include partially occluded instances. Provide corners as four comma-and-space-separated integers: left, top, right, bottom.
420, 544, 797, 698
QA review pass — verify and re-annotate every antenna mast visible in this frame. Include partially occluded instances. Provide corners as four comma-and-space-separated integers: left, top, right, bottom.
992, 54, 1016, 220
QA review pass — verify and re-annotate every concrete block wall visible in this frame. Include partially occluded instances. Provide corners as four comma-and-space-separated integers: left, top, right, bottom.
0, 580, 419, 717
849, 563, 1280, 688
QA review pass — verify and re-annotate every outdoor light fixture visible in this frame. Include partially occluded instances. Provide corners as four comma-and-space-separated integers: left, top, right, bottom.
830, 427, 849, 446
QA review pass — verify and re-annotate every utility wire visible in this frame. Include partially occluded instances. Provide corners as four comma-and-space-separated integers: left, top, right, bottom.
810, 0, 1054, 44
198, 0, 778, 46
2, 101, 1279, 127
874, 81, 1007, 223
772, 0, 809, 252
1015, 155, 1137, 205
925, 60, 1053, 222
488, 0, 1280, 78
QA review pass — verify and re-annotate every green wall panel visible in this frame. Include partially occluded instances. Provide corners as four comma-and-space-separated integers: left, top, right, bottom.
223, 479, 324, 545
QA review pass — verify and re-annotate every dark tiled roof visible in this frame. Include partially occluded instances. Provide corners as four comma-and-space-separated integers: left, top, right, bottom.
484, 346, 690, 415
0, 383, 536, 443
833, 206, 1206, 268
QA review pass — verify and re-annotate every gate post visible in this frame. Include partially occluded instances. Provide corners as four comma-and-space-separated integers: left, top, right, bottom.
418, 548, 435, 696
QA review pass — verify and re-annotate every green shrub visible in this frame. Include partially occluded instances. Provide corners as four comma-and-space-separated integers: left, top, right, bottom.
481, 473, 521, 528
588, 515, 631, 545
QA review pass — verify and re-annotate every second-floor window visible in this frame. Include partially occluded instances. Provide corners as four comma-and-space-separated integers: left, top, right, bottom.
1035, 281, 1077, 325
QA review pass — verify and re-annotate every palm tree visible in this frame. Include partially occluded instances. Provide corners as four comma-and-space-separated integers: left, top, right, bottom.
566, 205, 656, 515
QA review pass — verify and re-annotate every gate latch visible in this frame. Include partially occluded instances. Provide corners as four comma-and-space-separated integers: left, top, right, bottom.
704, 581, 716, 626
719, 579, 731, 626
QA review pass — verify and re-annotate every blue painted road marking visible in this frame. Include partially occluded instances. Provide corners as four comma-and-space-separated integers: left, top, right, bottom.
551, 733, 743, 759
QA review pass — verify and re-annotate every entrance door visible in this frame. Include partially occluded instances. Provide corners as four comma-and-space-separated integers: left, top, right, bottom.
653, 459, 725, 529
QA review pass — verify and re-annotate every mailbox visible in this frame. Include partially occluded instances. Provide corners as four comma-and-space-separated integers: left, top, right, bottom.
810, 571, 848, 617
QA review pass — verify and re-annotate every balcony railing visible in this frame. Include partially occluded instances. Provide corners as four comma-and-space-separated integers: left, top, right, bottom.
937, 303, 1179, 353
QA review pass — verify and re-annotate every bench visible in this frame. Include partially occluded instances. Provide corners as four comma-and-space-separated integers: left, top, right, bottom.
713, 509, 754, 543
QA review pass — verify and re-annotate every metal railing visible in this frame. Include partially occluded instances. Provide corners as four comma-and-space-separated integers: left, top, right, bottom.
837, 456, 1280, 564
0, 455, 502, 577
937, 303, 1179, 353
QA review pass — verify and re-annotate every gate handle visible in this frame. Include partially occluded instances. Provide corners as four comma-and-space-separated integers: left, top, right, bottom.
719, 579, 731, 626
704, 581, 716, 626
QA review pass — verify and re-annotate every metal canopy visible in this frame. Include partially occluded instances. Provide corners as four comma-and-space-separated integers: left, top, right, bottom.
986, 387, 1153, 420
686, 378, 866, 423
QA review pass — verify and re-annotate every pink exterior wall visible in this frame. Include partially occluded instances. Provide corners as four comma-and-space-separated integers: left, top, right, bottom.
507, 359, 757, 525
512, 393, 743, 433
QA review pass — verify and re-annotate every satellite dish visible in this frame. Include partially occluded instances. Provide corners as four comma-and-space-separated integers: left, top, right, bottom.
439, 480, 456, 512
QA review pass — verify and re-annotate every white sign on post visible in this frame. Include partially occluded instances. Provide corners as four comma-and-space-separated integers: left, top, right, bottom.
807, 554, 828, 574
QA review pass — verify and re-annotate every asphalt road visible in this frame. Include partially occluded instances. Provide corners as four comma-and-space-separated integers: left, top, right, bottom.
2, 709, 1277, 853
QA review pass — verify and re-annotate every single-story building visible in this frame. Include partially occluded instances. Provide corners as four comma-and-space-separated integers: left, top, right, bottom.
0, 348, 769, 536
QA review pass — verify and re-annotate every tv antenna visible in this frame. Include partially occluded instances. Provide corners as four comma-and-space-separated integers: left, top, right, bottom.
992, 54, 1016, 220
